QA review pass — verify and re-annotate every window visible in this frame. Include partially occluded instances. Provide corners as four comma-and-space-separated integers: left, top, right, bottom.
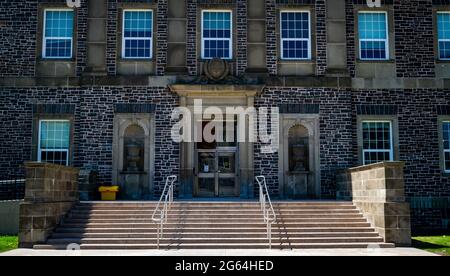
443, 121, 450, 172
38, 120, 71, 166
201, 10, 232, 59
362, 121, 393, 165
280, 11, 311, 60
43, 9, 74, 58
438, 12, 450, 60
122, 10, 153, 59
358, 12, 389, 60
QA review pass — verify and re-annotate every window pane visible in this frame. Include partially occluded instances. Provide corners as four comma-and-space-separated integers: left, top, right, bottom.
358, 12, 388, 60
362, 121, 393, 165
39, 121, 70, 166
40, 121, 70, 150
202, 11, 232, 59
123, 10, 153, 58
443, 122, 450, 150
438, 13, 450, 40
44, 10, 74, 58
280, 11, 310, 60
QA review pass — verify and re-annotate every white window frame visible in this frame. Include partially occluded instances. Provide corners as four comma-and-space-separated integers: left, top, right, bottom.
437, 11, 450, 61
361, 120, 394, 165
37, 120, 71, 166
42, 8, 74, 59
121, 9, 154, 60
201, 10, 233, 60
280, 10, 312, 61
358, 11, 390, 61
443, 121, 450, 173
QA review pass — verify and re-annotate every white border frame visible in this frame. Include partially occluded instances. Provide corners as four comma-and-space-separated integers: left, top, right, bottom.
361, 120, 394, 165
358, 11, 390, 61
37, 119, 71, 166
121, 9, 154, 60
437, 11, 450, 61
42, 8, 74, 59
280, 10, 312, 61
201, 10, 233, 60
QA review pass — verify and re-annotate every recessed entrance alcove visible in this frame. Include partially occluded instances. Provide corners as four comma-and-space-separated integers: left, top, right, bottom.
169, 84, 264, 199
112, 114, 155, 200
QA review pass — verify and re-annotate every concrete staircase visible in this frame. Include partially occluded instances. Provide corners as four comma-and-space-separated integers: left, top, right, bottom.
33, 201, 395, 250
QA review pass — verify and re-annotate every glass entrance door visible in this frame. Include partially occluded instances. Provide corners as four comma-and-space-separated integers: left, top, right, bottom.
195, 118, 238, 197
196, 149, 237, 197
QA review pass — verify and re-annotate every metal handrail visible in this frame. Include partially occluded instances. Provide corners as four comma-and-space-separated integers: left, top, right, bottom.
152, 175, 177, 249
255, 175, 276, 249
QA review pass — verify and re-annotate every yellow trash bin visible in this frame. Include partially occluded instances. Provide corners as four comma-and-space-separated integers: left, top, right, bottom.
99, 186, 119, 201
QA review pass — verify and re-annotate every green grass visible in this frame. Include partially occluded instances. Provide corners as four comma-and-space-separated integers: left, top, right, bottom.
412, 236, 450, 256
0, 236, 18, 253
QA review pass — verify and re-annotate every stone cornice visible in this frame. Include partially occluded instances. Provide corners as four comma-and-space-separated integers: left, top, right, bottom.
0, 76, 449, 89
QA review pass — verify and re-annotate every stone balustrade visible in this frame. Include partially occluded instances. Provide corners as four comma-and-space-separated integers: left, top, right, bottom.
337, 162, 411, 246
18, 162, 79, 248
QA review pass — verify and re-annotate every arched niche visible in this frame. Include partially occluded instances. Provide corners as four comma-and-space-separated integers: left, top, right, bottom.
288, 124, 310, 172
279, 115, 320, 199
112, 114, 155, 200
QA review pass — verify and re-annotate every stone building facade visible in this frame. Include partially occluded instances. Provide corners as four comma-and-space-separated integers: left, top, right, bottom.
1, 0, 450, 229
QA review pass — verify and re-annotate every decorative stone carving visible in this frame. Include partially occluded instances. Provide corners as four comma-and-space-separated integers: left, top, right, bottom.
204, 58, 230, 81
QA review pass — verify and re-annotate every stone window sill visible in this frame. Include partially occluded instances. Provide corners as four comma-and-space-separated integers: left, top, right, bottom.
356, 59, 395, 64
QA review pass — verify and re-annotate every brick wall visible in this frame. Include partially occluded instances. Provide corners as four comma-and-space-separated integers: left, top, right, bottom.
0, 0, 37, 76
0, 86, 180, 194
315, 0, 327, 75
255, 87, 354, 198
394, 0, 436, 78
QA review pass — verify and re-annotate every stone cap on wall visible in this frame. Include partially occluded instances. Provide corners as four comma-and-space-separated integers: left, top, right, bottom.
24, 162, 80, 174
345, 161, 405, 174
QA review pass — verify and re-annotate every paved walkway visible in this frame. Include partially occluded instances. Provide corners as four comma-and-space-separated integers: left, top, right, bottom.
1, 248, 437, 256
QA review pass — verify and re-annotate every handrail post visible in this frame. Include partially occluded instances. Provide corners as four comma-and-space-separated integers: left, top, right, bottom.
152, 175, 177, 250
255, 176, 276, 250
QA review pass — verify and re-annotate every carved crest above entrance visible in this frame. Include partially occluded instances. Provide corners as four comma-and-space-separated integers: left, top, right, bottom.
203, 58, 230, 82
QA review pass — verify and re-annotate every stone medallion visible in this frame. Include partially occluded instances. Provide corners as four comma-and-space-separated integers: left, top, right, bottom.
204, 58, 230, 81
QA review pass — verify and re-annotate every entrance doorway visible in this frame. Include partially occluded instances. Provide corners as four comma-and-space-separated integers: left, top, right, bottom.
194, 120, 239, 197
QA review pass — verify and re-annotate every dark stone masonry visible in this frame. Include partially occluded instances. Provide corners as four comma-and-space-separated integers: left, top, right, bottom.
1, 0, 450, 231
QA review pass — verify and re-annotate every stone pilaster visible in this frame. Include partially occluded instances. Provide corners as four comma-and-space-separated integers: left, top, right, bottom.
83, 0, 108, 75
325, 0, 348, 75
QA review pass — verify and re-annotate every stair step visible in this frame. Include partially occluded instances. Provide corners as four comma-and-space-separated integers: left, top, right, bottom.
51, 232, 381, 239
63, 218, 368, 223
35, 201, 393, 250
60, 222, 372, 228
34, 242, 394, 250
67, 214, 364, 220
46, 236, 385, 245
55, 227, 376, 234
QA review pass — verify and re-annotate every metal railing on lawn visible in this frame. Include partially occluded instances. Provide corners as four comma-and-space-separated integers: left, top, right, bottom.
255, 175, 277, 249
152, 175, 177, 249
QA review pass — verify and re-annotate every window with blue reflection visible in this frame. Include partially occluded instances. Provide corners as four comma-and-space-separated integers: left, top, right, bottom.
123, 10, 153, 59
438, 13, 450, 60
358, 12, 388, 60
202, 11, 232, 59
43, 10, 74, 58
280, 11, 311, 60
